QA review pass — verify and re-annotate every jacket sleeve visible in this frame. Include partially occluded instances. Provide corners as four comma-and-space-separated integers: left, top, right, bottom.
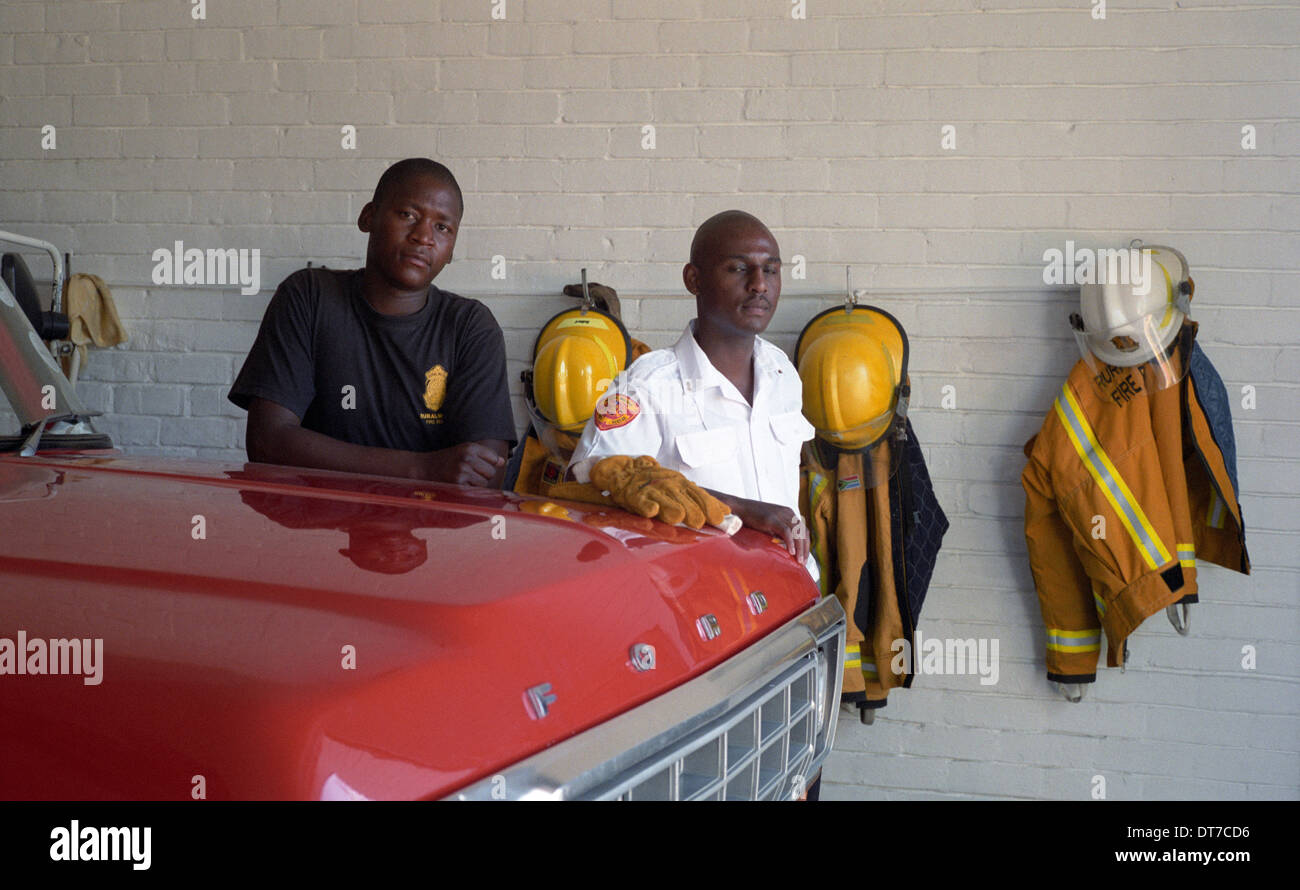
1022, 434, 1103, 684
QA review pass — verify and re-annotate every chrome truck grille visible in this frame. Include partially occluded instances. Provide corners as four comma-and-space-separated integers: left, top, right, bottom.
451, 596, 846, 801
607, 651, 820, 801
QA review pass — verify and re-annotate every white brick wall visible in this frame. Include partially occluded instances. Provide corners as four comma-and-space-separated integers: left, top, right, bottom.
1, 1, 1296, 800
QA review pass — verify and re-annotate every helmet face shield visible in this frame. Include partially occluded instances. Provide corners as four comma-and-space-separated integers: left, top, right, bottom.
796, 304, 909, 488
525, 393, 582, 464
1073, 320, 1194, 407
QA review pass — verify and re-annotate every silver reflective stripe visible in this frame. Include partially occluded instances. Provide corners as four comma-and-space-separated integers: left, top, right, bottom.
1208, 492, 1225, 529
1046, 630, 1101, 649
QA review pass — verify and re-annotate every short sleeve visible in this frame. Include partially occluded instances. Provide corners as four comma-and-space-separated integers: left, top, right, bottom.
442, 302, 518, 446
228, 270, 318, 418
567, 372, 663, 481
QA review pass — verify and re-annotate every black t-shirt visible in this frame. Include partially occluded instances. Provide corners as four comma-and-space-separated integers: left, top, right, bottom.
229, 267, 517, 451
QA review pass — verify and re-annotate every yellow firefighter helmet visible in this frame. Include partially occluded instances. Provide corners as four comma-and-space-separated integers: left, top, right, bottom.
527, 307, 631, 436
795, 305, 908, 454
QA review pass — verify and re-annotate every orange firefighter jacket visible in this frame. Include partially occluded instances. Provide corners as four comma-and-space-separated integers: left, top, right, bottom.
1021, 332, 1249, 683
801, 421, 947, 711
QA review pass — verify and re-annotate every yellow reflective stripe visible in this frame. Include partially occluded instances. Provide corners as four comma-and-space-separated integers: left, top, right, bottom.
861, 660, 878, 678
1157, 261, 1175, 327
1207, 491, 1225, 529
1177, 542, 1195, 568
1055, 381, 1170, 561
1046, 627, 1102, 653
844, 642, 860, 669
1055, 383, 1173, 570
1092, 591, 1107, 617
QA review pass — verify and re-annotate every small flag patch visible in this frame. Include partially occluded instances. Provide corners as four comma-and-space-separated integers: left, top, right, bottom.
541, 459, 563, 486
837, 475, 861, 492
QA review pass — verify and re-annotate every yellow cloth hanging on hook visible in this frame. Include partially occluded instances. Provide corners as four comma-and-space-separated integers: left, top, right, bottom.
60, 272, 127, 377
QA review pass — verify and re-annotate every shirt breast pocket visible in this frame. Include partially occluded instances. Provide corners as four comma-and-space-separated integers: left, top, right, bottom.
769, 410, 816, 454
674, 427, 741, 491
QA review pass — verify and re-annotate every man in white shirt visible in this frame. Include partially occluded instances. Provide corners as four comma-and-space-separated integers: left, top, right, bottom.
568, 210, 815, 570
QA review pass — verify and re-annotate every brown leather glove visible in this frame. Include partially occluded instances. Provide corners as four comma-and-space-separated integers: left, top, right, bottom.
588, 456, 729, 530
546, 481, 615, 508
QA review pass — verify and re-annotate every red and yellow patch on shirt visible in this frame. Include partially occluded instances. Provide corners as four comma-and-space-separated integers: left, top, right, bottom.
595, 394, 640, 431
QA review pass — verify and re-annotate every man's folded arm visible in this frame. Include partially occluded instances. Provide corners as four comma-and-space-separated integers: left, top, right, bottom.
246, 397, 507, 487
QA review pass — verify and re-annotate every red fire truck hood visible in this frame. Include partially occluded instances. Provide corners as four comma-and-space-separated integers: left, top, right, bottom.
0, 455, 819, 800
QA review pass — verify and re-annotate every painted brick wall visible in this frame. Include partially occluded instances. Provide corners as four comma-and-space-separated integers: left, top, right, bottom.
1, 1, 1296, 800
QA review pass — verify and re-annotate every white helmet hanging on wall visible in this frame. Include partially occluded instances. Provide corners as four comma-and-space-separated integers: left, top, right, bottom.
1070, 244, 1195, 403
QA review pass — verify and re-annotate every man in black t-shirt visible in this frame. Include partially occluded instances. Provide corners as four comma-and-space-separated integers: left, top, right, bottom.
229, 159, 516, 486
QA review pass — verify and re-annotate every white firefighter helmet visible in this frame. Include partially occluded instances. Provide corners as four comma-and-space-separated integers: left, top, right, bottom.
1072, 244, 1194, 394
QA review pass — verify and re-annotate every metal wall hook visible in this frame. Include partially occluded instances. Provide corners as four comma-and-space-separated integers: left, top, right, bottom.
578, 267, 594, 312
1166, 603, 1192, 636
843, 266, 871, 312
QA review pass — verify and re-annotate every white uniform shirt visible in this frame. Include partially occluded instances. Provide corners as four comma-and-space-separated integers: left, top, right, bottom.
568, 321, 817, 574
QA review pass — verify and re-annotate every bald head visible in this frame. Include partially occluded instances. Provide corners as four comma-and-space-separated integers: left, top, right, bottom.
684, 210, 782, 340
690, 210, 776, 266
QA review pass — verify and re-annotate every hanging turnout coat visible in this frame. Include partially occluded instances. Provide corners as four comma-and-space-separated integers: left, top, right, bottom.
1021, 327, 1249, 683
801, 419, 948, 711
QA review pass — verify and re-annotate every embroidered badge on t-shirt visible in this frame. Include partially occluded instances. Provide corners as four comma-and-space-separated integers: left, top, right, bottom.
594, 393, 640, 431
423, 365, 447, 410
421, 364, 447, 425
